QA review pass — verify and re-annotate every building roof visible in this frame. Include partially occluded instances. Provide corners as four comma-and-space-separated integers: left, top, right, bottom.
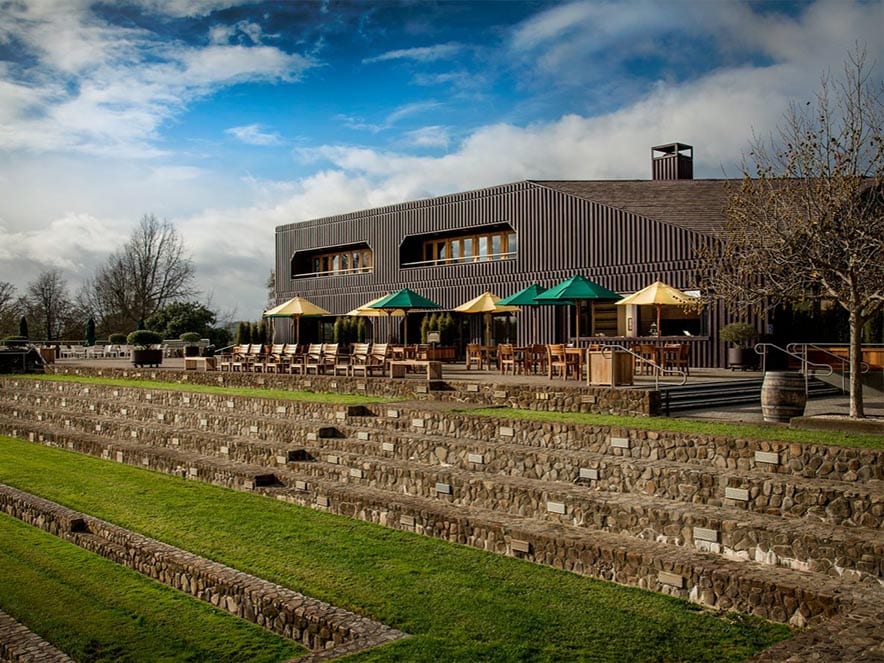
532, 180, 731, 235
277, 178, 733, 236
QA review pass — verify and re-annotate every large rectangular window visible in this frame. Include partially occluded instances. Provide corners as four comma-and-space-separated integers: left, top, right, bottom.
292, 243, 373, 278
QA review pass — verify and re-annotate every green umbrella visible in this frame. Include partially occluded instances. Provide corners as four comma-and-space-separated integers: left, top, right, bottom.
369, 288, 441, 344
497, 284, 553, 344
534, 275, 621, 341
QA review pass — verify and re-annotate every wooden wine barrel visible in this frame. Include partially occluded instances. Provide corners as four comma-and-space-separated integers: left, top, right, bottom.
761, 371, 807, 423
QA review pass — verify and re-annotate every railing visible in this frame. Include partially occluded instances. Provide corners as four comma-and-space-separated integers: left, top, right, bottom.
785, 342, 871, 393
401, 251, 517, 268
753, 342, 834, 394
597, 344, 687, 388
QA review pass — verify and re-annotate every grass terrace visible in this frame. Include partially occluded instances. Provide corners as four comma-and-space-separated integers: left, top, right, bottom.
0, 435, 791, 662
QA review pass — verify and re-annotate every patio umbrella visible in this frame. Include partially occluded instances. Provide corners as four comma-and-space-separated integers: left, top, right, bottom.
369, 288, 441, 345
497, 283, 556, 344
453, 291, 519, 346
345, 295, 405, 318
616, 280, 700, 336
534, 275, 621, 341
262, 296, 331, 345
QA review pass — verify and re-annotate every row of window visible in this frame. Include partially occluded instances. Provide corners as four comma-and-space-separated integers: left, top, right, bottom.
421, 231, 517, 266
310, 249, 374, 276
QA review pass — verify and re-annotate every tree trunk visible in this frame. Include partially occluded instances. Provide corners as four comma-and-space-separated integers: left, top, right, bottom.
849, 307, 865, 418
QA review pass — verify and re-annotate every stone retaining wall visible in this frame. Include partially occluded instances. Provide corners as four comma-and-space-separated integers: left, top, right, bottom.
44, 365, 658, 416
11, 378, 884, 482
0, 609, 73, 663
0, 485, 406, 655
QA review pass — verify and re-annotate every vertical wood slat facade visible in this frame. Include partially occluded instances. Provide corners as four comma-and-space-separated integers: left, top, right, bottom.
275, 179, 731, 367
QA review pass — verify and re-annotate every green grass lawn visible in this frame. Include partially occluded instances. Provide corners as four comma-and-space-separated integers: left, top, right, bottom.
16, 373, 397, 404
0, 514, 301, 663
463, 407, 884, 449
18, 373, 881, 449
0, 435, 791, 662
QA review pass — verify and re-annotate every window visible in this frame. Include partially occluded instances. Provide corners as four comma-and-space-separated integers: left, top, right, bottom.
291, 243, 373, 278
400, 222, 516, 268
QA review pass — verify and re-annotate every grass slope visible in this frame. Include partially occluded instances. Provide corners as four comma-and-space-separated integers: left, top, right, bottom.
0, 436, 790, 662
0, 514, 301, 663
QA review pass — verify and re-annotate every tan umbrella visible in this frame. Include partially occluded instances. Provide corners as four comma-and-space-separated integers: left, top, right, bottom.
453, 291, 520, 346
263, 296, 331, 345
346, 295, 405, 317
616, 281, 700, 336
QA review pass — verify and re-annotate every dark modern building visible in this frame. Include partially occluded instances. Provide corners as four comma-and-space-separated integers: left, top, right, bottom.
273, 143, 741, 368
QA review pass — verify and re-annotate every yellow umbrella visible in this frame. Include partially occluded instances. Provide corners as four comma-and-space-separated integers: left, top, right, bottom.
263, 296, 331, 345
453, 292, 520, 346
346, 295, 405, 317
616, 281, 700, 336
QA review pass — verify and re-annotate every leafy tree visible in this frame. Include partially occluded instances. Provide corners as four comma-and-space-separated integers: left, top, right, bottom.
89, 214, 195, 329
145, 301, 216, 340
701, 49, 883, 417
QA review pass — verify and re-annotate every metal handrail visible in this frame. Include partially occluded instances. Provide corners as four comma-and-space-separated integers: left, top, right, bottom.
785, 342, 871, 373
595, 344, 687, 388
753, 342, 834, 394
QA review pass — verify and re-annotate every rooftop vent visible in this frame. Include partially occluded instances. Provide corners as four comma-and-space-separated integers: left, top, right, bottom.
652, 143, 693, 180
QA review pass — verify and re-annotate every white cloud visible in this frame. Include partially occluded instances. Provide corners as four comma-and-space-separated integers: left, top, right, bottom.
225, 123, 284, 146
0, 4, 316, 157
363, 42, 462, 64
338, 101, 443, 133
403, 126, 451, 149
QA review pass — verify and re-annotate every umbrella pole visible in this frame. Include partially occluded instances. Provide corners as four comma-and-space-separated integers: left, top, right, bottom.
656, 305, 661, 337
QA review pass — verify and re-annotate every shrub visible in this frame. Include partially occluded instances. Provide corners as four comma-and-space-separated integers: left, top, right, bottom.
179, 332, 201, 345
127, 330, 163, 349
719, 322, 757, 348
108, 334, 128, 345
2, 335, 27, 346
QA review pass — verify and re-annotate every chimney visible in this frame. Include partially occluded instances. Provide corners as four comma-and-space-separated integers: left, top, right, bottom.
651, 143, 693, 180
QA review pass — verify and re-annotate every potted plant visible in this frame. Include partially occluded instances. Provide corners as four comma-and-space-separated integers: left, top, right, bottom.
180, 332, 202, 357
127, 330, 163, 367
719, 322, 757, 370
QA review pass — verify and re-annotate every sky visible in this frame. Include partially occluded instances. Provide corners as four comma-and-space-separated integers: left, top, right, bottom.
0, 0, 882, 323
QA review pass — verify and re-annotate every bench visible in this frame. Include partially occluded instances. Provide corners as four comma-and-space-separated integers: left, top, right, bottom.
388, 360, 442, 380
184, 356, 217, 371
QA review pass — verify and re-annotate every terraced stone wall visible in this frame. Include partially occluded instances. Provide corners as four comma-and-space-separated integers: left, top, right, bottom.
44, 365, 658, 416
0, 485, 405, 654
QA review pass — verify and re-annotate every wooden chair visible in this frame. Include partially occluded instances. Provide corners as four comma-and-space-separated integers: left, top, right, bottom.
635, 343, 658, 375
301, 343, 324, 374
466, 343, 484, 370
366, 343, 389, 376
332, 344, 354, 376
526, 344, 547, 375
347, 343, 372, 376
498, 343, 517, 374
256, 343, 285, 373
662, 343, 690, 375
317, 343, 340, 374
230, 344, 253, 372
281, 344, 305, 373
547, 344, 568, 379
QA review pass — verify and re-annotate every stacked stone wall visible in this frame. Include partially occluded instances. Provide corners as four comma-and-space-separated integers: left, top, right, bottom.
0, 485, 405, 654
44, 365, 658, 416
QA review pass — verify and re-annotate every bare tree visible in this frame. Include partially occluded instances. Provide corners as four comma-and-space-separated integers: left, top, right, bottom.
0, 281, 19, 338
91, 214, 196, 329
24, 270, 74, 341
702, 48, 883, 418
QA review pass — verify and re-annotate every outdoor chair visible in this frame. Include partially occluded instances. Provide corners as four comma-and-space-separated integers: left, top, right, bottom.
281, 344, 305, 374
256, 343, 285, 373
661, 343, 690, 375
466, 343, 484, 370
498, 343, 517, 375
365, 343, 389, 376
318, 343, 341, 374
347, 343, 372, 377
547, 344, 579, 379
635, 343, 658, 375
302, 343, 325, 374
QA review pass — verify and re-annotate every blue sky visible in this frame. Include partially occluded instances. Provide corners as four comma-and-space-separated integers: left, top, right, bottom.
0, 0, 881, 322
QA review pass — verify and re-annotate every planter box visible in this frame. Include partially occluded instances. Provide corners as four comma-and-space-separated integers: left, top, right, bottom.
132, 349, 163, 367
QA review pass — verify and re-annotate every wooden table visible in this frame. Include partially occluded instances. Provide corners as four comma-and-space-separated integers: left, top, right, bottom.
184, 356, 217, 371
